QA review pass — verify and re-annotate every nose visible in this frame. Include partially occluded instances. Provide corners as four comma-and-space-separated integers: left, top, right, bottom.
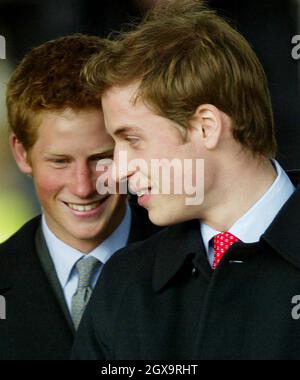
69, 163, 96, 199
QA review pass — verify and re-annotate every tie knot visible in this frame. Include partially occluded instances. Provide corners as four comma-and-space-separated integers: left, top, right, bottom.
213, 232, 240, 269
75, 256, 100, 290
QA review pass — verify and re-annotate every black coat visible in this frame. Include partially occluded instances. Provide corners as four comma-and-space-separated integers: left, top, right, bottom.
72, 172, 300, 360
0, 203, 160, 360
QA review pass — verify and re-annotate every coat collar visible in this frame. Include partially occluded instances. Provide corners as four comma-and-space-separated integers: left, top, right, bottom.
262, 171, 300, 269
0, 202, 159, 291
152, 170, 300, 292
152, 219, 206, 292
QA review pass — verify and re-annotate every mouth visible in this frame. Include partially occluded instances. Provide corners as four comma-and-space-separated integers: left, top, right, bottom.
64, 196, 110, 213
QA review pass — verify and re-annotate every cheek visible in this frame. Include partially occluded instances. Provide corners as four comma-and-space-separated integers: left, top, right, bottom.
33, 170, 65, 201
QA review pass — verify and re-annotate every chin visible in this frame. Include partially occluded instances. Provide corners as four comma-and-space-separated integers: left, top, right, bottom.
148, 212, 173, 227
150, 206, 191, 226
68, 225, 102, 240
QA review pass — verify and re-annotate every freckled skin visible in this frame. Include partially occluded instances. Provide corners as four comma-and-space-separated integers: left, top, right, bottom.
14, 109, 126, 253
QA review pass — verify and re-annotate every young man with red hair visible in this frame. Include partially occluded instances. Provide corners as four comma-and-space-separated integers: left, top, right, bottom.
0, 34, 158, 360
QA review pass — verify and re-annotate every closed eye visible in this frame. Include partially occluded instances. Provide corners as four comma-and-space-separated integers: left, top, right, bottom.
47, 158, 70, 167
124, 136, 140, 146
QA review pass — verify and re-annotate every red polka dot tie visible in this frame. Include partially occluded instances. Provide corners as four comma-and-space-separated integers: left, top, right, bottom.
213, 232, 240, 269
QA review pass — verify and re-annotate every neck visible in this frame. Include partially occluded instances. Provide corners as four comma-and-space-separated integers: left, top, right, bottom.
201, 155, 277, 232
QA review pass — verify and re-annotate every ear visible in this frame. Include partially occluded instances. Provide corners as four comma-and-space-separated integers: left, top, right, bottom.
189, 104, 223, 150
10, 134, 33, 175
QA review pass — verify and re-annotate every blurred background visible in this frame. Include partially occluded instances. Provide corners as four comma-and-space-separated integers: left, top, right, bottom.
0, 0, 299, 242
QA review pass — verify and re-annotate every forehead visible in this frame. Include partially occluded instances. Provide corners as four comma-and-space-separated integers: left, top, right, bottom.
34, 108, 114, 151
102, 84, 159, 132
102, 84, 186, 144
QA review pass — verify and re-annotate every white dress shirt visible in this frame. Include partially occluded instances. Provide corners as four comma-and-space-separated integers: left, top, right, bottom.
200, 160, 296, 268
42, 203, 132, 312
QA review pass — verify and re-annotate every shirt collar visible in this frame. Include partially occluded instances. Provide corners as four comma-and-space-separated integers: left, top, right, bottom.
152, 182, 300, 294
152, 168, 300, 293
42, 203, 132, 288
200, 160, 296, 252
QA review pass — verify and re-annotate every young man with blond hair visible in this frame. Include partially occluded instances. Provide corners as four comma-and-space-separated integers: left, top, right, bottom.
0, 34, 158, 360
72, 1, 300, 360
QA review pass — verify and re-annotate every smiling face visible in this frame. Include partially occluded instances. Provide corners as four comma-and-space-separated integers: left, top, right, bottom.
102, 83, 208, 226
11, 108, 126, 253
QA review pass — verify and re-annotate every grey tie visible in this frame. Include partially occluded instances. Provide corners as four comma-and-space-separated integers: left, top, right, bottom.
71, 256, 101, 330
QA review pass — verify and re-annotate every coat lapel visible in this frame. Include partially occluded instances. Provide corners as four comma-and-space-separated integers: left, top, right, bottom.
35, 226, 75, 334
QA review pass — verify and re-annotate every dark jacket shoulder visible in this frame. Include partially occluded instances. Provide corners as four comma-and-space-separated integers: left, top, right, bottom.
0, 216, 40, 252
0, 216, 73, 360
0, 216, 41, 286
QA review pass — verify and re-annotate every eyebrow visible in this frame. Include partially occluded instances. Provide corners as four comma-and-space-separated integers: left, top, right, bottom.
113, 126, 141, 137
90, 146, 114, 155
89, 150, 114, 159
43, 147, 114, 158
